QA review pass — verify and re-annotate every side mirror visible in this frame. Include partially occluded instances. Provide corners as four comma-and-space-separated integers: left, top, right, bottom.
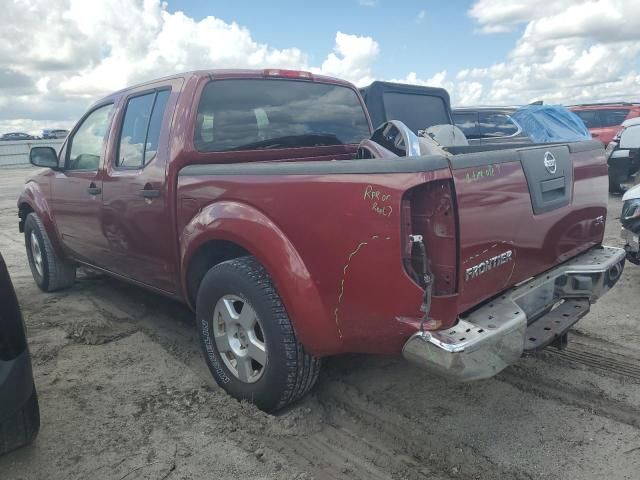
30, 147, 60, 169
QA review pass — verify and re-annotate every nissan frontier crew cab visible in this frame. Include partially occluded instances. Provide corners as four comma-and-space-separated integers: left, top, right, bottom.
19, 69, 625, 412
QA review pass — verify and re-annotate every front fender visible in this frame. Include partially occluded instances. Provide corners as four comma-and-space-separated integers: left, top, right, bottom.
180, 200, 341, 356
18, 179, 67, 260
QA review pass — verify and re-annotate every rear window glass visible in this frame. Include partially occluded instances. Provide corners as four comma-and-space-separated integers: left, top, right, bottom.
194, 79, 370, 152
600, 109, 629, 127
453, 112, 479, 139
382, 92, 450, 134
573, 110, 601, 129
479, 112, 519, 137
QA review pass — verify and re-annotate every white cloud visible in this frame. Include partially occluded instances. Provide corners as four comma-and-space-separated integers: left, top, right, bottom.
399, 0, 640, 106
312, 32, 379, 87
0, 0, 377, 134
4, 0, 640, 133
357, 0, 379, 6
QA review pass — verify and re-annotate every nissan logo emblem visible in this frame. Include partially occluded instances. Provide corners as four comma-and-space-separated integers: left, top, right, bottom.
543, 151, 557, 175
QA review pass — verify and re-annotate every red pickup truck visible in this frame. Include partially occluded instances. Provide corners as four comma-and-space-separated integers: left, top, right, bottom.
19, 69, 625, 412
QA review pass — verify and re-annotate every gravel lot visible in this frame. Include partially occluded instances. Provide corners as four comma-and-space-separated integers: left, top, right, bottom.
1, 166, 639, 480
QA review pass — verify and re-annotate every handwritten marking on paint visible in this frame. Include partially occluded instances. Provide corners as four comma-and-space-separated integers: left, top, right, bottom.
334, 235, 392, 337
464, 164, 501, 183
363, 185, 393, 218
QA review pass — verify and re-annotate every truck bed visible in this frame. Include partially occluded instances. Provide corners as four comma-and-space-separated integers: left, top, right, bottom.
177, 139, 608, 356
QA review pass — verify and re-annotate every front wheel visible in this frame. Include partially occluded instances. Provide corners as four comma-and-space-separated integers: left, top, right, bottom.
196, 256, 320, 412
24, 213, 76, 292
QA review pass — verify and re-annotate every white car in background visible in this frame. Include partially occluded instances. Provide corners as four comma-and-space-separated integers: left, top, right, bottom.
606, 117, 640, 193
41, 129, 69, 139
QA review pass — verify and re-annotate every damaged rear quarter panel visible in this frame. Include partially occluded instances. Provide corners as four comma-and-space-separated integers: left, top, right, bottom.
178, 168, 455, 356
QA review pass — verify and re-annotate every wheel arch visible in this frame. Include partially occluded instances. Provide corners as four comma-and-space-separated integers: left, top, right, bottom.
18, 184, 67, 260
180, 200, 341, 356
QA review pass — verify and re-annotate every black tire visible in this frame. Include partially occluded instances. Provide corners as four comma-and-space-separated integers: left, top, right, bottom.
197, 256, 320, 412
0, 387, 40, 456
609, 175, 623, 194
24, 213, 76, 292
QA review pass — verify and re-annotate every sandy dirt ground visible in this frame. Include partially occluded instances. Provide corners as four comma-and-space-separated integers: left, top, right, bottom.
1, 166, 639, 480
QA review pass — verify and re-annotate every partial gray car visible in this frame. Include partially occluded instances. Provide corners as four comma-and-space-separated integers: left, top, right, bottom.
0, 252, 40, 455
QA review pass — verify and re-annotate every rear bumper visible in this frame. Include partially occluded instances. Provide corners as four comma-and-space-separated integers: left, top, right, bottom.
402, 246, 626, 381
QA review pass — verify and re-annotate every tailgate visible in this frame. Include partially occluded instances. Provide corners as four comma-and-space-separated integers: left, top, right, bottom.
450, 140, 608, 314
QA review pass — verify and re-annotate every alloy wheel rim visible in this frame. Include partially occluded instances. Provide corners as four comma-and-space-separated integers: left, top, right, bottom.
212, 294, 267, 383
30, 232, 43, 277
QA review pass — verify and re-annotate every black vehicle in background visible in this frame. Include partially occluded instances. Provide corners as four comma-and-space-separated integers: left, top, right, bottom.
359, 81, 453, 133
452, 106, 531, 145
0, 132, 36, 141
0, 252, 39, 455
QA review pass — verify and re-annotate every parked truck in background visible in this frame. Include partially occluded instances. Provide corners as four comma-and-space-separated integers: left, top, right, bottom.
19, 69, 625, 412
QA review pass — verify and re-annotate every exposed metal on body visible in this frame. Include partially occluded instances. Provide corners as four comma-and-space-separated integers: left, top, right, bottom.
212, 295, 267, 383
29, 232, 43, 277
402, 246, 626, 381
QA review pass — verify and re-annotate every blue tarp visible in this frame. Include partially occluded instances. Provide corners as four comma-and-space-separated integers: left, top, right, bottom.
511, 105, 591, 143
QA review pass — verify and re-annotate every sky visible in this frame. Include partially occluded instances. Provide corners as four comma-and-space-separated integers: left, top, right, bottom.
2, 0, 640, 134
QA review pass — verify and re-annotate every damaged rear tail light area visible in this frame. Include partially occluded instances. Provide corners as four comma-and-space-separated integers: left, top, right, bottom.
401, 180, 458, 295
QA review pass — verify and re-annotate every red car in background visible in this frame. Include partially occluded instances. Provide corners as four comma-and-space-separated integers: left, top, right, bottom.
570, 103, 640, 145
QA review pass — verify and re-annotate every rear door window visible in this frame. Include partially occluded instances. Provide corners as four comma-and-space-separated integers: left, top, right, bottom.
453, 112, 479, 139
479, 112, 519, 138
573, 110, 602, 129
117, 89, 171, 168
194, 79, 370, 152
382, 92, 450, 133
600, 109, 630, 127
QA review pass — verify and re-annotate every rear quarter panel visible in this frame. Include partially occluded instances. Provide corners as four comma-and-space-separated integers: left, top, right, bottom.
177, 164, 456, 356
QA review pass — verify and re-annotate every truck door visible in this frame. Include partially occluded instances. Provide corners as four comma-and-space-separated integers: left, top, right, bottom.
100, 81, 181, 294
51, 103, 115, 264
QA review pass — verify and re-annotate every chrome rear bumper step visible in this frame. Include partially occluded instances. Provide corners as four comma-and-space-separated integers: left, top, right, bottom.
402, 246, 626, 381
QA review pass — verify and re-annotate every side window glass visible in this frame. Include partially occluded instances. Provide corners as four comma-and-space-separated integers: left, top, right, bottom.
144, 90, 170, 164
479, 113, 518, 137
67, 104, 114, 170
117, 89, 170, 168
117, 93, 154, 167
600, 109, 630, 127
574, 110, 601, 129
453, 112, 479, 139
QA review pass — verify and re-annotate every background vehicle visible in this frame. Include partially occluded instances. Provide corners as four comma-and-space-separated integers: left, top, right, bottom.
570, 103, 640, 145
621, 184, 640, 265
0, 132, 35, 141
19, 69, 624, 412
605, 117, 640, 193
42, 129, 69, 139
452, 106, 531, 145
0, 252, 40, 455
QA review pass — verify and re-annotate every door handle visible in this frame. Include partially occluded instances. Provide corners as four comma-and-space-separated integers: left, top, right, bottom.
87, 184, 101, 195
140, 189, 160, 199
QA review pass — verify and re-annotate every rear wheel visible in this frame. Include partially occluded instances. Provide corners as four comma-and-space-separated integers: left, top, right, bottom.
24, 213, 76, 292
196, 256, 320, 412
